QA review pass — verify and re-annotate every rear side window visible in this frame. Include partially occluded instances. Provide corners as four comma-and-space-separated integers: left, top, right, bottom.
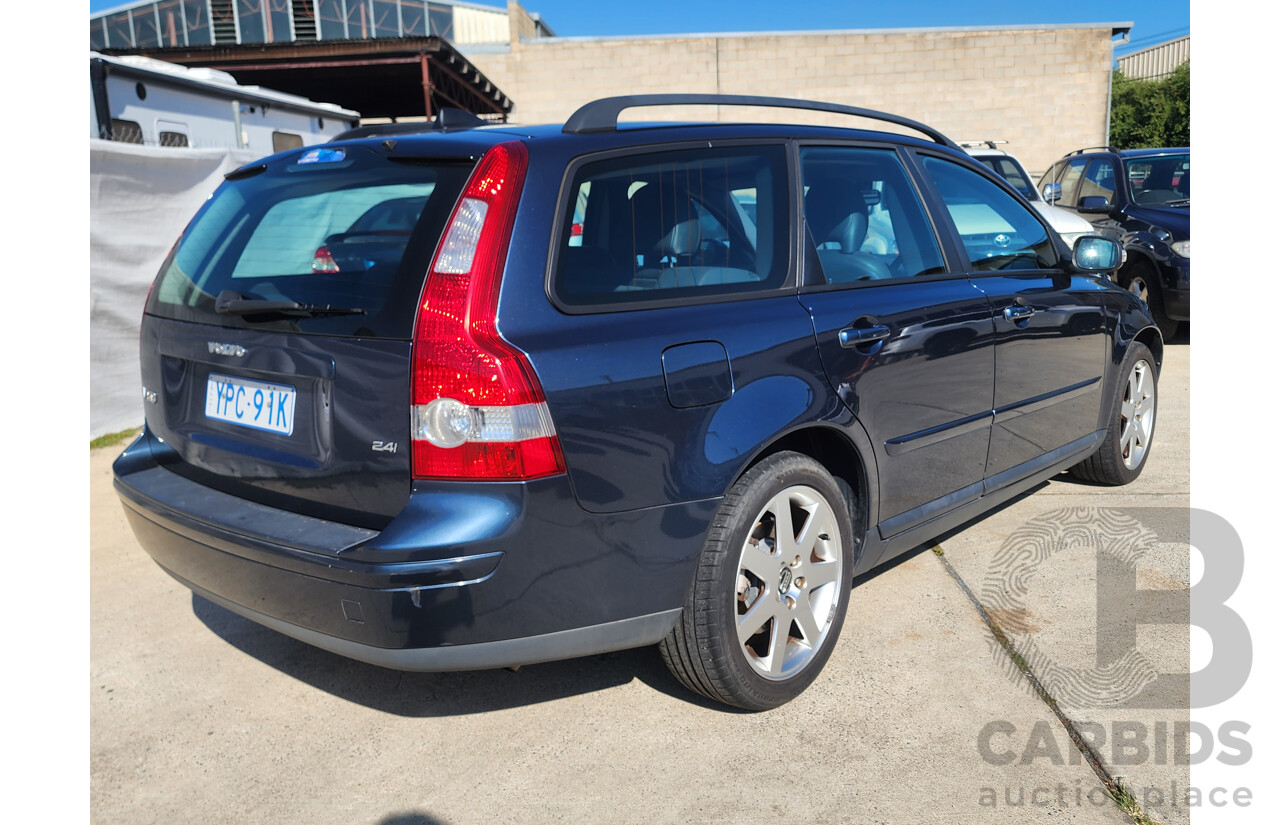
801, 145, 946, 283
552, 145, 788, 307
146, 147, 471, 339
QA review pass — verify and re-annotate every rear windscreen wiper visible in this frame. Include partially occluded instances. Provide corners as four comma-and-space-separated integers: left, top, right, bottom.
1166, 198, 1190, 206
214, 290, 366, 317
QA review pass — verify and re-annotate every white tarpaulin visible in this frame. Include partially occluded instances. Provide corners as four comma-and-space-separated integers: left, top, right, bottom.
90, 140, 255, 439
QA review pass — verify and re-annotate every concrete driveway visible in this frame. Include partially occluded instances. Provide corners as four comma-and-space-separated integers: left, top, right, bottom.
91, 341, 1189, 825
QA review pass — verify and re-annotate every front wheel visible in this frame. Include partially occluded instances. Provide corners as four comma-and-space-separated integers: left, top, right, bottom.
1069, 342, 1158, 485
659, 452, 855, 710
1122, 262, 1180, 340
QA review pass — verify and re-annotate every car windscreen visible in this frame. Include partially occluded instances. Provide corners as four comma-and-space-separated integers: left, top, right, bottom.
145, 146, 473, 339
1125, 154, 1190, 205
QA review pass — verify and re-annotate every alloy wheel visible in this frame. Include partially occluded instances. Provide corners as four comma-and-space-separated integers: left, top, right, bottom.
734, 485, 843, 680
1120, 359, 1155, 470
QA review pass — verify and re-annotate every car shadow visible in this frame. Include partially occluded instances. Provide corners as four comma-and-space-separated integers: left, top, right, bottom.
192, 537, 945, 718
192, 593, 745, 716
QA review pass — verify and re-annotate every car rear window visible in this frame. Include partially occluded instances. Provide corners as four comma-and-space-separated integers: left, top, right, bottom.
551, 145, 789, 308
146, 146, 472, 339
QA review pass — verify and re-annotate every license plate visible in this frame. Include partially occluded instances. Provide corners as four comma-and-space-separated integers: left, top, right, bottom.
205, 373, 296, 435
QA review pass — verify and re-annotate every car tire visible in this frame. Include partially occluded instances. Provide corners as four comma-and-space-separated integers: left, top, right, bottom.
1121, 261, 1180, 340
659, 451, 855, 710
1069, 342, 1158, 486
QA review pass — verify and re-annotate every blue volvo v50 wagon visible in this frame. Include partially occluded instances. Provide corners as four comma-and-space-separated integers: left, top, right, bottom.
114, 95, 1160, 709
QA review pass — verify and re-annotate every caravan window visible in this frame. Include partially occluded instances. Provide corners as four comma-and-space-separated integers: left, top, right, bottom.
273, 132, 304, 153
110, 119, 143, 144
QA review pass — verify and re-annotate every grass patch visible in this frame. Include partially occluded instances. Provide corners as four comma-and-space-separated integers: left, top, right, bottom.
930, 544, 944, 556
91, 427, 141, 450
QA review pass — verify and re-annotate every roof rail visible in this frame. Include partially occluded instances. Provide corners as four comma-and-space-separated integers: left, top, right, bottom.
1066, 145, 1120, 156
331, 108, 487, 142
959, 140, 1008, 149
561, 94, 959, 148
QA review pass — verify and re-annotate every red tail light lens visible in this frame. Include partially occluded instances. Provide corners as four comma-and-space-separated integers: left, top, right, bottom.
411, 141, 566, 481
312, 245, 340, 273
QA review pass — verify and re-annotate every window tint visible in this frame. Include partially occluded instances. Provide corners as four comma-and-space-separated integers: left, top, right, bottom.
1126, 154, 1190, 205
147, 153, 471, 339
921, 156, 1060, 272
553, 145, 788, 307
1080, 159, 1116, 204
800, 146, 945, 284
1056, 158, 1088, 208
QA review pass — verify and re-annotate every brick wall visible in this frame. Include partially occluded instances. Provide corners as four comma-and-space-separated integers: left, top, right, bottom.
472, 18, 1118, 176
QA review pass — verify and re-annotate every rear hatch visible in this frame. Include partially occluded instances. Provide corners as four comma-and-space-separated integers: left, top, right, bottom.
140, 143, 473, 528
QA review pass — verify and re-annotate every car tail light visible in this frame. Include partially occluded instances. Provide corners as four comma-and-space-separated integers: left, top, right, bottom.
312, 245, 340, 273
411, 141, 565, 481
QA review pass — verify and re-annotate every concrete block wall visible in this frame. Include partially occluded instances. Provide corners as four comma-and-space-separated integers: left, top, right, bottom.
472, 20, 1119, 176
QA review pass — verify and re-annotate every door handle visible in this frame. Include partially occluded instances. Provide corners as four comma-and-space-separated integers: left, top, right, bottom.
1002, 305, 1036, 321
839, 325, 891, 347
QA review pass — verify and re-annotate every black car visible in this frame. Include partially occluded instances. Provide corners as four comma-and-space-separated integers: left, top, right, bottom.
114, 95, 1158, 710
1038, 147, 1189, 337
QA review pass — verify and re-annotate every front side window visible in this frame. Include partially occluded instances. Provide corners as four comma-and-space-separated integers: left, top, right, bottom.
1056, 158, 1088, 208
974, 156, 1033, 198
800, 146, 946, 284
921, 155, 1060, 272
1080, 159, 1116, 205
552, 145, 788, 307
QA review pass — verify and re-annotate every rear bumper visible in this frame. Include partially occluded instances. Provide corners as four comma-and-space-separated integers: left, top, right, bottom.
114, 432, 713, 670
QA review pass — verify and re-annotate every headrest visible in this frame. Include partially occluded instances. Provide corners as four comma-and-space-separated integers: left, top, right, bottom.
835, 212, 869, 253
659, 219, 702, 257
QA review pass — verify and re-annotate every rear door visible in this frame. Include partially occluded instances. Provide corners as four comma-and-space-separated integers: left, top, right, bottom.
914, 153, 1109, 486
140, 144, 472, 527
798, 144, 995, 538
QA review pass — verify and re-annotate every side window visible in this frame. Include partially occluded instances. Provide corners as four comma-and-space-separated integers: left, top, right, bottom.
920, 156, 1060, 272
1080, 159, 1116, 205
800, 146, 946, 284
1056, 158, 1088, 208
552, 145, 788, 307
1036, 162, 1062, 200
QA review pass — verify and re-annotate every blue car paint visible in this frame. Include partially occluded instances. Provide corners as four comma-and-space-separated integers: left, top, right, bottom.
114, 116, 1160, 673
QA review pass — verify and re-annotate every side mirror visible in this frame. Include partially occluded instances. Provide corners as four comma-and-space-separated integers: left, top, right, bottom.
1042, 182, 1062, 203
1077, 195, 1112, 214
1072, 235, 1122, 272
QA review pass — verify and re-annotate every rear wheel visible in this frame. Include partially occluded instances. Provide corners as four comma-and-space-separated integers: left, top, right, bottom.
1070, 342, 1157, 485
659, 452, 855, 710
1121, 261, 1180, 340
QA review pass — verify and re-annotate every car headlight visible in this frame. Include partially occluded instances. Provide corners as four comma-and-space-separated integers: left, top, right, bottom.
1171, 240, 1190, 258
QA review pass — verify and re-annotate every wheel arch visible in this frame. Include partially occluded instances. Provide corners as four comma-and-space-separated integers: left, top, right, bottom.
732, 423, 878, 565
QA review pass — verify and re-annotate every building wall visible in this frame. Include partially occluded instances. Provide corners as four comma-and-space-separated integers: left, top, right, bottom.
1116, 36, 1189, 81
454, 5, 510, 44
474, 18, 1119, 176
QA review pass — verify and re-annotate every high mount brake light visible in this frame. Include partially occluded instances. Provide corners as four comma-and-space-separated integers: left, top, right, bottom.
410, 141, 565, 481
